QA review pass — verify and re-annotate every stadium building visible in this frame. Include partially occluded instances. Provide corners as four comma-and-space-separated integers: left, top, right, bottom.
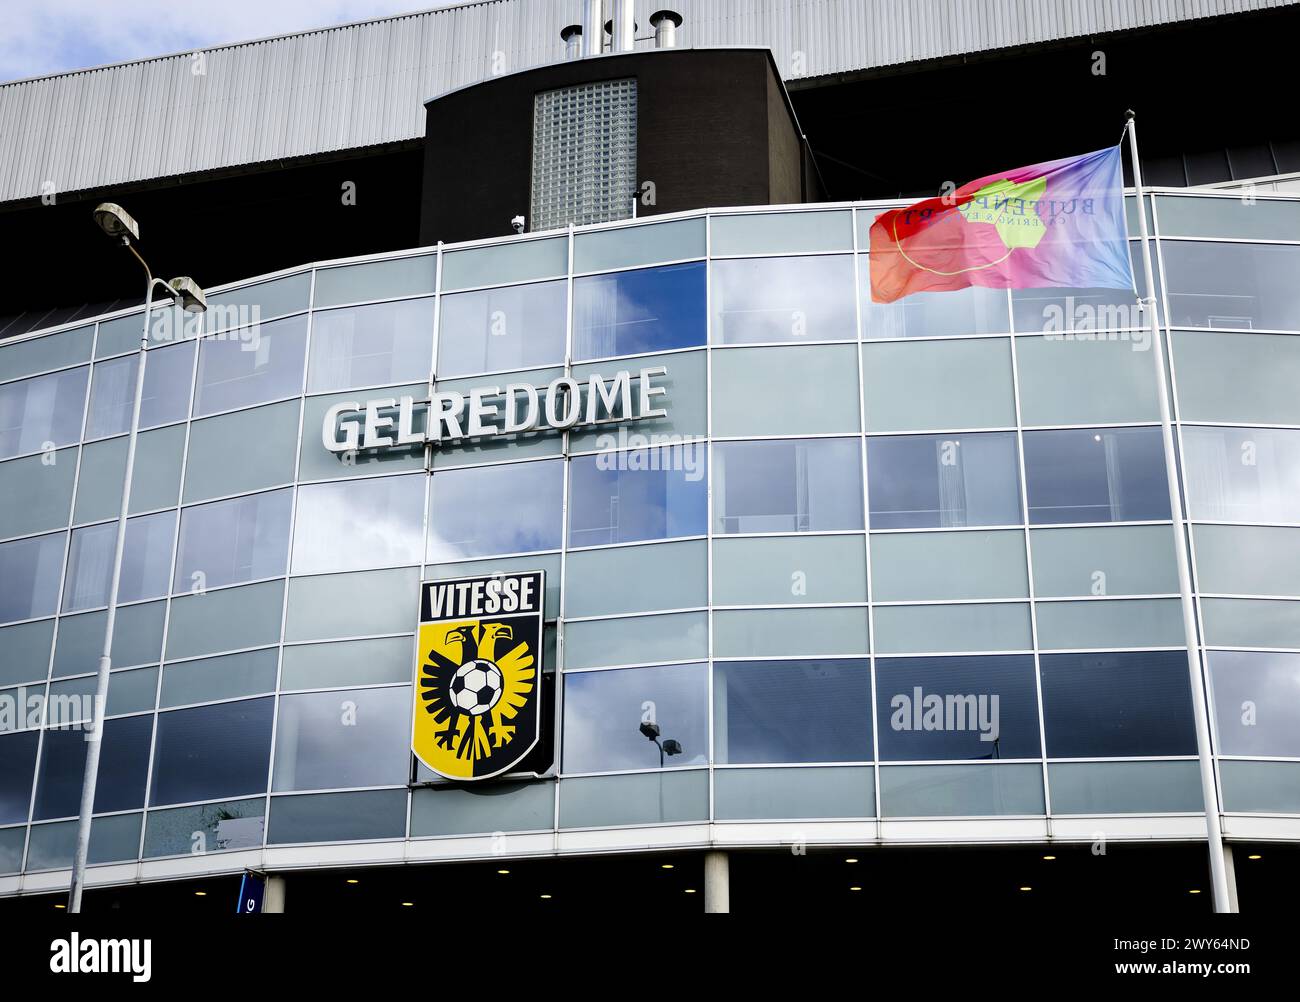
1, 0, 1300, 914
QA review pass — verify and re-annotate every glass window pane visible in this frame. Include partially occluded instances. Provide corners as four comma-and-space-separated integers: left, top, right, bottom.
441, 237, 568, 292
714, 607, 870, 658
144, 797, 265, 857
867, 432, 1021, 529
0, 366, 88, 460
873, 603, 1031, 655
1035, 598, 1184, 649
572, 262, 706, 359
437, 281, 565, 377
711, 344, 860, 436
558, 770, 708, 827
63, 510, 175, 612
96, 307, 201, 358
1015, 333, 1159, 425
284, 567, 417, 643
712, 535, 867, 605
73, 424, 185, 523
205, 272, 311, 332
54, 601, 164, 676
713, 766, 873, 820
875, 655, 1039, 760
307, 297, 434, 392
712, 210, 853, 255
193, 314, 307, 416
1163, 241, 1300, 330
1183, 425, 1300, 522
569, 350, 706, 447
0, 825, 24, 873
1011, 287, 1147, 335
267, 789, 407, 843
281, 637, 412, 691
1194, 524, 1300, 596
294, 474, 424, 574
714, 659, 871, 763
313, 255, 436, 308
301, 385, 427, 481
1173, 331, 1300, 425
34, 715, 152, 819
713, 438, 862, 533
870, 529, 1027, 601
86, 341, 194, 438
863, 337, 1015, 432
150, 697, 274, 806
0, 619, 54, 687
183, 399, 300, 503
0, 532, 64, 625
572, 217, 705, 273
1040, 651, 1196, 757
428, 460, 562, 560
410, 781, 554, 836
879, 763, 1043, 816
165, 580, 283, 661
0, 448, 77, 539
425, 553, 561, 620
160, 648, 279, 708
1047, 761, 1201, 814
563, 612, 707, 670
564, 540, 705, 618
1030, 524, 1178, 597
174, 488, 292, 591
273, 686, 411, 792
562, 663, 707, 773
711, 256, 855, 344
0, 325, 91, 382
1024, 427, 1169, 524
1219, 760, 1300, 814
0, 730, 39, 824
1210, 650, 1300, 757
864, 285, 1009, 339
568, 447, 706, 547
26, 813, 142, 869
46, 666, 157, 719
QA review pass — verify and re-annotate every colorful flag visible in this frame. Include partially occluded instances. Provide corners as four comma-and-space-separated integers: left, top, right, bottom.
869, 145, 1134, 303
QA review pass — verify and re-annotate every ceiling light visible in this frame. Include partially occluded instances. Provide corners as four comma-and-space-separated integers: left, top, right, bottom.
1019, 886, 1032, 892
1042, 855, 1056, 860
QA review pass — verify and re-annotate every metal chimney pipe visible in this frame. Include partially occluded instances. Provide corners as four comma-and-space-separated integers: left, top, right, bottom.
561, 24, 583, 60
610, 0, 636, 53
582, 0, 604, 56
650, 10, 682, 49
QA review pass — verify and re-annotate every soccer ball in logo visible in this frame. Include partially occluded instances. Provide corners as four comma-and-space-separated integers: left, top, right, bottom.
449, 660, 503, 715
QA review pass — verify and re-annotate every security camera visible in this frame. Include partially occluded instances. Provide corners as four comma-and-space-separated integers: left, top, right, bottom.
511, 215, 526, 234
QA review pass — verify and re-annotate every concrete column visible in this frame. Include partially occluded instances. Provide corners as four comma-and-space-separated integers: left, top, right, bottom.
704, 851, 729, 914
263, 875, 287, 913
1222, 845, 1240, 912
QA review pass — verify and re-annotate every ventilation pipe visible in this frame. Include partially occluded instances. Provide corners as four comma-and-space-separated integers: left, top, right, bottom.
561, 24, 583, 60
650, 10, 682, 48
582, 0, 605, 57
607, 0, 636, 53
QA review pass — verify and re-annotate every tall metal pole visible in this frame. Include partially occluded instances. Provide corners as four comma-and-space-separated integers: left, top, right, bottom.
1125, 110, 1232, 913
68, 273, 159, 913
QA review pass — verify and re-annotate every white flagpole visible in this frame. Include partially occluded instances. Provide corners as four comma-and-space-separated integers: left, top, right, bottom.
1125, 110, 1232, 912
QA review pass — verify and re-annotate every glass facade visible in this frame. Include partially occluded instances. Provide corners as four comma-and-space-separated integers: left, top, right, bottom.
1, 194, 1298, 880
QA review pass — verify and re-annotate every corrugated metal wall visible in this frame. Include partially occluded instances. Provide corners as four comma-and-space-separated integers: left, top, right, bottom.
0, 0, 1290, 203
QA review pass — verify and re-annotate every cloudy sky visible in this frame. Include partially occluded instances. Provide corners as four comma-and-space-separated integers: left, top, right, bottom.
0, 0, 453, 83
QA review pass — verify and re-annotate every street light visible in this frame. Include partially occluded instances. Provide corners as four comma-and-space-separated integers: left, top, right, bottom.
67, 205, 207, 913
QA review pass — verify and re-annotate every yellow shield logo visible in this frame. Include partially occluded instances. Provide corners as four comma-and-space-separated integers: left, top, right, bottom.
412, 571, 545, 780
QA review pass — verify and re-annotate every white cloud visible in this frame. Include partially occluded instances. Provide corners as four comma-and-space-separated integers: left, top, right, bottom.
0, 0, 446, 83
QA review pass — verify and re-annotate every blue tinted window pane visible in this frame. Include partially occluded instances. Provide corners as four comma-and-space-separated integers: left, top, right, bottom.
562, 663, 709, 773
711, 255, 856, 344
0, 730, 39, 824
1024, 427, 1169, 524
174, 489, 292, 591
307, 297, 435, 393
293, 475, 424, 574
714, 659, 872, 763
0, 532, 64, 625
63, 511, 176, 612
34, 715, 152, 819
150, 697, 274, 806
1040, 651, 1196, 757
86, 341, 194, 437
867, 432, 1021, 529
1209, 651, 1300, 757
1183, 426, 1300, 523
863, 284, 1009, 338
193, 314, 307, 416
272, 686, 410, 792
714, 438, 863, 533
875, 655, 1041, 761
568, 447, 708, 546
438, 280, 567, 377
1163, 241, 1300, 330
0, 366, 88, 460
428, 460, 563, 560
573, 263, 705, 360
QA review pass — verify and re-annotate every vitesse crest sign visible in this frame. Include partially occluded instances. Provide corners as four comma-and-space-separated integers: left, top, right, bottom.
412, 571, 544, 780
